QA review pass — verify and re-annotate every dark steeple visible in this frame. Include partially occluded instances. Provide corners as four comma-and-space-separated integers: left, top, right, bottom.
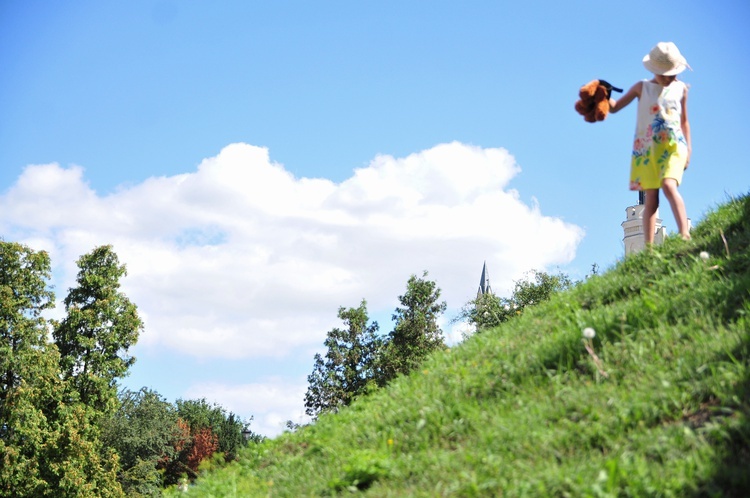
477, 261, 492, 298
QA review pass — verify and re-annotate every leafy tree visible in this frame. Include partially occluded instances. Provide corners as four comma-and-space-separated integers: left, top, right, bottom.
379, 272, 446, 382
304, 300, 382, 418
510, 269, 572, 310
162, 398, 255, 484
284, 420, 303, 433
185, 428, 219, 473
589, 263, 600, 277
101, 388, 184, 496
456, 292, 514, 332
160, 419, 192, 486
174, 398, 252, 461
54, 245, 143, 414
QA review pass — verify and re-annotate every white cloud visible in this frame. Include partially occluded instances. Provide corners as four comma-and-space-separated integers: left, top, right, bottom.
444, 317, 476, 345
183, 377, 310, 438
0, 141, 584, 361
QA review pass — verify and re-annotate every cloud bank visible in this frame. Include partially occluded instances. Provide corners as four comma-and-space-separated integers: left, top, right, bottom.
1, 141, 583, 362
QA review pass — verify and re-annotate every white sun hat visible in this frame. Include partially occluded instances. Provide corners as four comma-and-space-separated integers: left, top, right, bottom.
643, 42, 691, 76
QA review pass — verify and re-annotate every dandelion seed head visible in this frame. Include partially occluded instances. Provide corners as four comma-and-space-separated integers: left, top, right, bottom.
699, 251, 710, 261
583, 327, 596, 339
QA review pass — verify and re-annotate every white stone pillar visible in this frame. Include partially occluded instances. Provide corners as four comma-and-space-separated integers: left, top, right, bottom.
622, 204, 666, 256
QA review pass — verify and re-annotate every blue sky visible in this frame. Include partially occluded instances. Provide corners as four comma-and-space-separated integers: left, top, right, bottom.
2, 1, 749, 436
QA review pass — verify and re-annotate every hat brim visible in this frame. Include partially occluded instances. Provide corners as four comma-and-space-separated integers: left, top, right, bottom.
643, 55, 687, 76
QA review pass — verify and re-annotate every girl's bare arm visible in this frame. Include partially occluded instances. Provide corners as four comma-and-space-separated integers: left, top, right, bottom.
609, 81, 642, 113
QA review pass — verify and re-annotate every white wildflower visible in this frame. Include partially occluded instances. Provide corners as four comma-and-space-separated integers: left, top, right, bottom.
699, 251, 710, 261
582, 327, 596, 339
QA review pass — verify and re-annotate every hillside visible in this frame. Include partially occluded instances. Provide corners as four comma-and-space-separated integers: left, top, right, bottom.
170, 194, 750, 497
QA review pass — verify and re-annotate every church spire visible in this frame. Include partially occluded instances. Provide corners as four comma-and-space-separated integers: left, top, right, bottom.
477, 261, 492, 298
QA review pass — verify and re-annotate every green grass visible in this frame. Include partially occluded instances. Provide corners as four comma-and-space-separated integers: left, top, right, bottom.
169, 194, 750, 497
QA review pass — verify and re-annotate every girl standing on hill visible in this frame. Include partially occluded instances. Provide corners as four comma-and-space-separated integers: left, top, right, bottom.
609, 41, 692, 243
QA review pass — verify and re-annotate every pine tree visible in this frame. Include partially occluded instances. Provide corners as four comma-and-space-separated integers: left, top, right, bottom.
380, 272, 446, 382
0, 241, 58, 495
54, 245, 143, 415
304, 300, 382, 418
0, 241, 54, 410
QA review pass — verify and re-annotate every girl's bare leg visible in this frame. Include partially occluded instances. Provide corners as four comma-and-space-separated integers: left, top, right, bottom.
643, 189, 659, 245
661, 178, 690, 239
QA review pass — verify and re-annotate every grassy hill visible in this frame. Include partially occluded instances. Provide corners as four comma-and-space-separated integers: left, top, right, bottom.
169, 194, 750, 497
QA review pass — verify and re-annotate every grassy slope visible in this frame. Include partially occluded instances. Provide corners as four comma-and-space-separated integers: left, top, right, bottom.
173, 194, 750, 497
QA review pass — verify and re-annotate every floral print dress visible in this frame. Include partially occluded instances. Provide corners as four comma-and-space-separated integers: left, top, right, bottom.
629, 80, 688, 191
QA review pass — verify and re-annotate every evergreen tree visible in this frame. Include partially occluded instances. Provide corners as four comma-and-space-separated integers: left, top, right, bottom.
380, 272, 446, 382
0, 241, 54, 419
304, 300, 382, 418
54, 245, 143, 414
0, 241, 57, 495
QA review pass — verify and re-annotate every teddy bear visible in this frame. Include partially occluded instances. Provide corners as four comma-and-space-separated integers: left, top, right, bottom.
575, 79, 622, 123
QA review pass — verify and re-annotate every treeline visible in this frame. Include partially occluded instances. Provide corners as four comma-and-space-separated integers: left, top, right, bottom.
303, 268, 573, 419
103, 389, 260, 494
0, 241, 260, 497
1, 239, 575, 495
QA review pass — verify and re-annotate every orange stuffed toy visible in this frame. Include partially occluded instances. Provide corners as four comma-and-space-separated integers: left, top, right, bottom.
575, 79, 622, 123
